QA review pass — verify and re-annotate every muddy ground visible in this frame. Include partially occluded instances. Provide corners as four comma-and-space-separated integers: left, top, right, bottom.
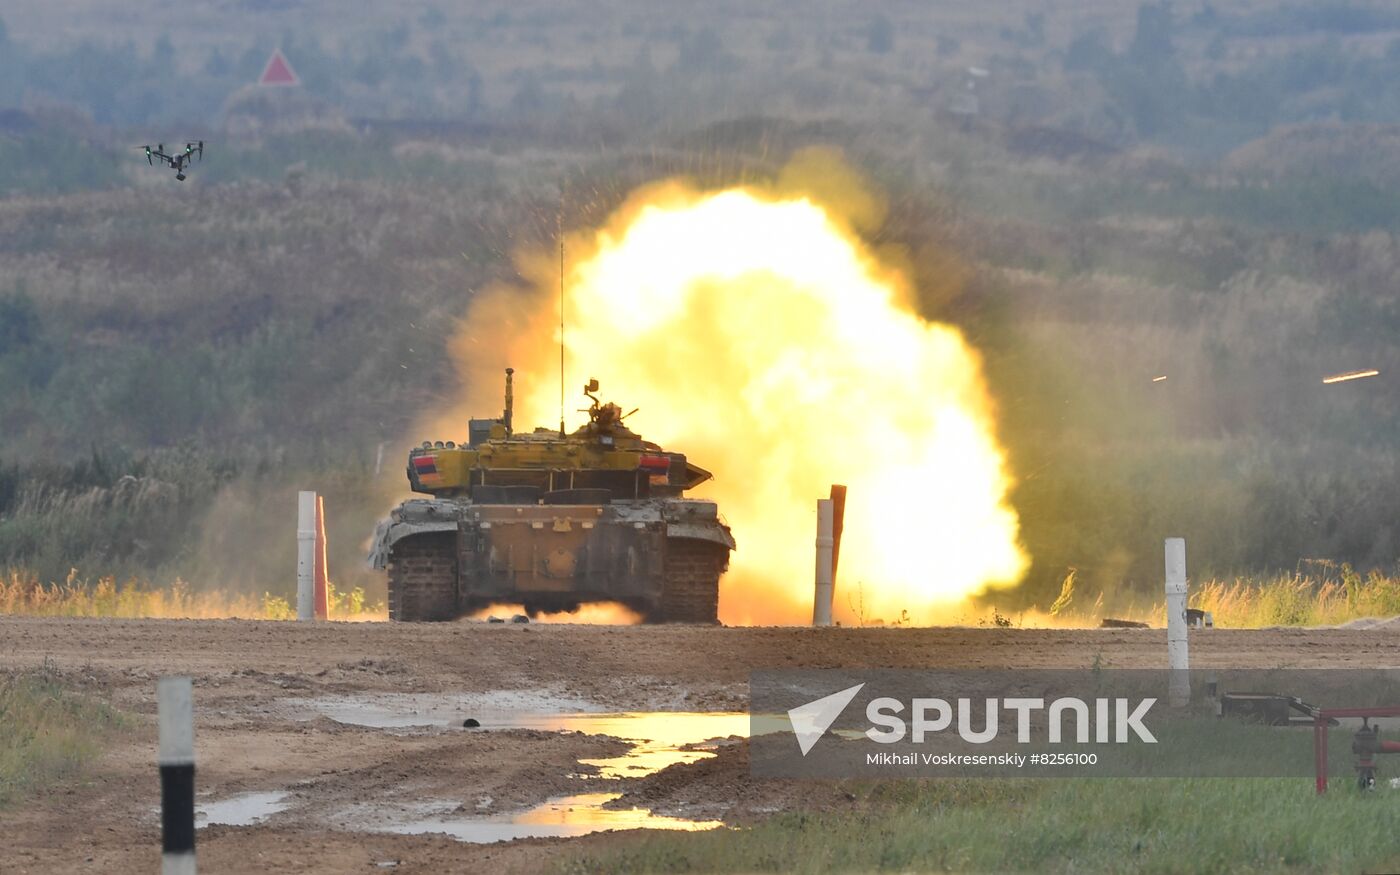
5, 617, 1400, 874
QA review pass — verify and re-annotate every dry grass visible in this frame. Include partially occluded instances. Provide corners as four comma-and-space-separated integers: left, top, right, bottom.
2, 566, 1397, 628
1011, 564, 1400, 629
0, 569, 385, 621
1192, 565, 1400, 628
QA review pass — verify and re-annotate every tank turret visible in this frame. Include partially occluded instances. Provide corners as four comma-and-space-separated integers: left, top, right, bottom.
405, 371, 713, 503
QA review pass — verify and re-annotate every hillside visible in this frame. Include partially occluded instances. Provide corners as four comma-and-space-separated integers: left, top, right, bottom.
2, 1, 1399, 612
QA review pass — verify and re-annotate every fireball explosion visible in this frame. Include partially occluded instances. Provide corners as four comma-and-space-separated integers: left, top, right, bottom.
439, 162, 1027, 624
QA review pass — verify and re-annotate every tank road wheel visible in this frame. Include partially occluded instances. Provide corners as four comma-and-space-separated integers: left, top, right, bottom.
388, 532, 459, 622
650, 538, 727, 624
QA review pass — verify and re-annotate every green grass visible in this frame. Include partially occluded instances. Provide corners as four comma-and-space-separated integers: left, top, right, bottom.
564, 777, 1400, 873
0, 667, 124, 807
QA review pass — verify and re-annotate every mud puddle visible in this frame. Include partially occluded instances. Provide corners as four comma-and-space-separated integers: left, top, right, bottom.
289, 693, 749, 777
364, 793, 724, 843
197, 791, 290, 827
286, 690, 606, 730
294, 694, 748, 841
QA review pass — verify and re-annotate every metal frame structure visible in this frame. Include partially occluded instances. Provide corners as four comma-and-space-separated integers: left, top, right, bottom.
1312, 705, 1400, 793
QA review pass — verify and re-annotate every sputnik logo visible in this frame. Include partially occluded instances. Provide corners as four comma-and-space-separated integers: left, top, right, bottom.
788, 683, 865, 755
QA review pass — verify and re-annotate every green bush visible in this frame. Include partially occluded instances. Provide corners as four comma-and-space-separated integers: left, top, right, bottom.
0, 668, 124, 807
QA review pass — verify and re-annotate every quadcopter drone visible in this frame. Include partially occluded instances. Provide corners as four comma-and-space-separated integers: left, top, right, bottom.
144, 141, 204, 180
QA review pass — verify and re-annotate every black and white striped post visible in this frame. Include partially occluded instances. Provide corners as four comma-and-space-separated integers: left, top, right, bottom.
158, 676, 196, 875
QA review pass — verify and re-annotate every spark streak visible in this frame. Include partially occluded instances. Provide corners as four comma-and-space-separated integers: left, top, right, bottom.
1322, 369, 1379, 384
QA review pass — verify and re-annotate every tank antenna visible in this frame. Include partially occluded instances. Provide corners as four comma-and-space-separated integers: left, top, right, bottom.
503, 367, 514, 435
558, 201, 566, 438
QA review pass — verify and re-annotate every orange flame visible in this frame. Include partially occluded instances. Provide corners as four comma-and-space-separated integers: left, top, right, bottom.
433, 158, 1027, 625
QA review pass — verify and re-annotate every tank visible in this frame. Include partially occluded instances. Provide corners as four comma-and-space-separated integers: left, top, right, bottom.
369, 369, 734, 623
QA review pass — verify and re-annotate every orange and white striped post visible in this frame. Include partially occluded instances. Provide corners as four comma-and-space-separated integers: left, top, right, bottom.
829, 484, 847, 580
313, 495, 329, 620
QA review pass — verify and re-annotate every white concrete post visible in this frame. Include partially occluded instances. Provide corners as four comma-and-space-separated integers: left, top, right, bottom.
813, 498, 834, 626
296, 491, 316, 621
1165, 537, 1190, 706
158, 677, 196, 875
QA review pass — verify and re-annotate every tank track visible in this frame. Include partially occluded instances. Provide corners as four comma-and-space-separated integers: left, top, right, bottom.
388, 530, 726, 624
652, 537, 727, 624
387, 532, 458, 622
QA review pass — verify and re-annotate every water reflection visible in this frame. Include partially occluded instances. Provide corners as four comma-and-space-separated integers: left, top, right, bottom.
386, 792, 723, 843
498, 711, 748, 779
196, 791, 290, 827
288, 696, 755, 842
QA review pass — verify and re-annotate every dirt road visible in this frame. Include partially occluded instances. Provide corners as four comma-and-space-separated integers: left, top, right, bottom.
6, 617, 1399, 874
